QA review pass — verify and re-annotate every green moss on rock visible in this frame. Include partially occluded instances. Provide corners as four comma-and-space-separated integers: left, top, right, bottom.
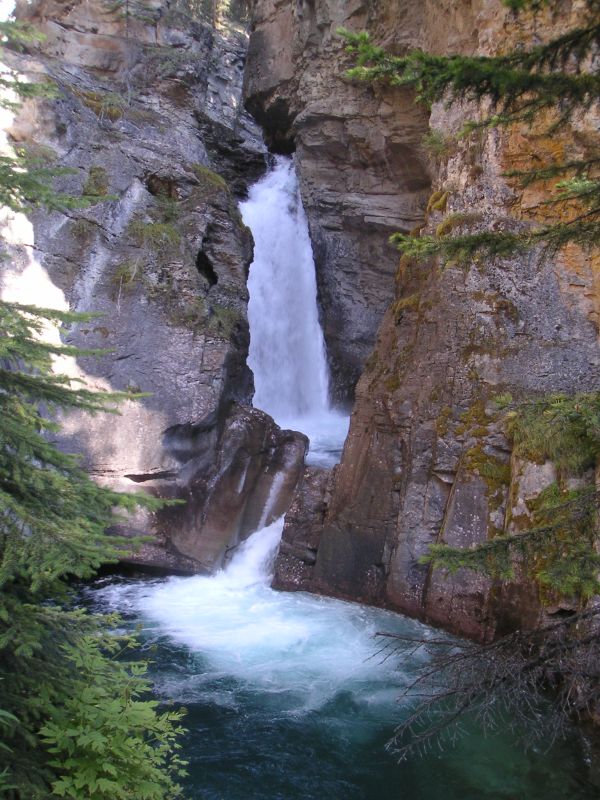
464, 444, 511, 511
436, 405, 452, 438
426, 190, 448, 213
75, 88, 126, 121
421, 129, 457, 159
110, 259, 141, 298
70, 218, 95, 242
456, 400, 492, 437
384, 373, 400, 393
392, 292, 420, 322
436, 212, 481, 238
83, 166, 109, 199
207, 304, 241, 340
191, 163, 228, 194
127, 218, 181, 255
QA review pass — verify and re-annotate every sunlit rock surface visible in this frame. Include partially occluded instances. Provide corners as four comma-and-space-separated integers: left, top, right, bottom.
0, 0, 311, 571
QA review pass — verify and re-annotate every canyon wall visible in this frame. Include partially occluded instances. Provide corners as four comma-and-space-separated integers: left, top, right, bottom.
244, 0, 431, 402
2, 0, 306, 573
259, 0, 600, 640
3, 0, 598, 640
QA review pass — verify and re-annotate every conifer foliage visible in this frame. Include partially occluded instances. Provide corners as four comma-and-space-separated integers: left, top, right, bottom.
0, 20, 185, 799
341, 0, 600, 752
340, 0, 600, 261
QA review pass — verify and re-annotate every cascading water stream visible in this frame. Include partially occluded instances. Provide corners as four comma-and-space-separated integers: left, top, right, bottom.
240, 158, 349, 468
87, 160, 595, 800
98, 519, 409, 698
241, 158, 329, 419
90, 519, 593, 800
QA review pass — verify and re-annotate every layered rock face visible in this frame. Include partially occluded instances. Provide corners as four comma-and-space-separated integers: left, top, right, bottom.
2, 0, 305, 572
4, 0, 597, 639
244, 0, 431, 402
272, 1, 600, 640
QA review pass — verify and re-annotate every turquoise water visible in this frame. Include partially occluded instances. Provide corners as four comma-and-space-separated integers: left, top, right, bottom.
87, 521, 598, 800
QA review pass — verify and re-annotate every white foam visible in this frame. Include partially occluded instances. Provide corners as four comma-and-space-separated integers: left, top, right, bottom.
96, 519, 418, 713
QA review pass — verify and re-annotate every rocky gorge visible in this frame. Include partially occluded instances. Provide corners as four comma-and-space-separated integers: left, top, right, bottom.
250, 0, 600, 641
2, 0, 599, 648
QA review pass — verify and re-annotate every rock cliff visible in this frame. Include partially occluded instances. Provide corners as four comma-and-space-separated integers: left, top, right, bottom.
2, 0, 306, 572
3, 0, 598, 642
244, 0, 431, 402
264, 0, 600, 640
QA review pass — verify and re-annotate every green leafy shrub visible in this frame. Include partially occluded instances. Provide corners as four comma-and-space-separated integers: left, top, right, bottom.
39, 633, 186, 800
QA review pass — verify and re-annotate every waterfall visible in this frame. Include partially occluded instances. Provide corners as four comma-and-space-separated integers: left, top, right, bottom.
240, 157, 349, 467
223, 516, 284, 587
240, 157, 329, 418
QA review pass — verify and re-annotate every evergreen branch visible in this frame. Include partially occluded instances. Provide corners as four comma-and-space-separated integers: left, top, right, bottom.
503, 157, 600, 186
0, 18, 187, 792
382, 604, 600, 759
391, 212, 599, 263
340, 29, 600, 125
390, 229, 528, 263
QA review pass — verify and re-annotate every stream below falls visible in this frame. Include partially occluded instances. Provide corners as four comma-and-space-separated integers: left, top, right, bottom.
88, 518, 597, 800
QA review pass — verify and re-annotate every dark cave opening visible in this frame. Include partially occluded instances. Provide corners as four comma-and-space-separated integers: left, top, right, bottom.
196, 249, 218, 286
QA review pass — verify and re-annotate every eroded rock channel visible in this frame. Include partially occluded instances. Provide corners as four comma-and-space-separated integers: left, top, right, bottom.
3, 0, 600, 795
4, 0, 598, 644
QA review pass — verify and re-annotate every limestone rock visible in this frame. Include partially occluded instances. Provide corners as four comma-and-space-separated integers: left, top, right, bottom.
273, 467, 333, 592
121, 404, 307, 573
0, 0, 315, 573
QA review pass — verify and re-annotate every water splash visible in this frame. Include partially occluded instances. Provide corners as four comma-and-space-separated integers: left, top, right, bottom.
224, 517, 284, 587
89, 524, 597, 800
93, 518, 412, 707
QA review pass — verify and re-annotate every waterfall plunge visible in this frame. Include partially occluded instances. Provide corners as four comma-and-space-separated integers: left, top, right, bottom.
241, 158, 329, 418
240, 158, 349, 467
96, 516, 410, 705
